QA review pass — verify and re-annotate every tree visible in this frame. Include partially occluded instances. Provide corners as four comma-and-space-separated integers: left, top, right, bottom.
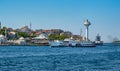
48, 34, 70, 40
17, 32, 29, 38
0, 26, 7, 35
48, 34, 56, 40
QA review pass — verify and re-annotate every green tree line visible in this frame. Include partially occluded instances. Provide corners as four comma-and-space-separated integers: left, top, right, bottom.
48, 34, 71, 40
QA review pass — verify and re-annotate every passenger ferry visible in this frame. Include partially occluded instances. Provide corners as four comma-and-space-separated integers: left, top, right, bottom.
50, 40, 67, 47
50, 39, 96, 47
80, 41, 96, 47
64, 39, 77, 47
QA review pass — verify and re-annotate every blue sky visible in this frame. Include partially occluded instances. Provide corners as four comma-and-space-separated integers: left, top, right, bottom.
0, 0, 120, 42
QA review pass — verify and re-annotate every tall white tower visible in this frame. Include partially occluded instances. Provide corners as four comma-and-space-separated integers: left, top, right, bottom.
84, 19, 91, 41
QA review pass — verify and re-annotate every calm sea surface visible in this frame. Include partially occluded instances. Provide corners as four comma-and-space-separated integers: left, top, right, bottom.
0, 44, 120, 71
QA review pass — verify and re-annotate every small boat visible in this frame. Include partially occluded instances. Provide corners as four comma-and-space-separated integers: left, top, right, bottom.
112, 41, 120, 46
112, 41, 120, 44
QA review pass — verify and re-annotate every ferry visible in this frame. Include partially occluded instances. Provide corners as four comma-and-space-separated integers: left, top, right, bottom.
64, 39, 96, 47
112, 40, 120, 46
64, 39, 77, 47
80, 41, 96, 47
50, 40, 67, 47
94, 41, 103, 45
50, 39, 96, 47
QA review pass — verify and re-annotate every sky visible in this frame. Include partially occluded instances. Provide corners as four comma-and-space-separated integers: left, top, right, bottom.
0, 0, 120, 42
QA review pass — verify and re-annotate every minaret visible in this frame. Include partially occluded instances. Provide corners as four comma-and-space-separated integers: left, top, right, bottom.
30, 22, 32, 32
84, 19, 91, 41
5, 28, 7, 39
80, 29, 83, 40
80, 29, 82, 36
0, 22, 1, 30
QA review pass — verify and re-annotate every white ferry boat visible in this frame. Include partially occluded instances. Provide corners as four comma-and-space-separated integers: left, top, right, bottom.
80, 41, 96, 47
50, 40, 67, 47
64, 39, 77, 47
50, 39, 96, 47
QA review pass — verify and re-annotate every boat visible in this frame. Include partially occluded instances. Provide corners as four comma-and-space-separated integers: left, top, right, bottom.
50, 40, 67, 47
94, 41, 103, 45
64, 38, 96, 47
112, 40, 120, 43
64, 39, 77, 47
80, 41, 96, 47
50, 39, 96, 47
94, 34, 103, 45
112, 40, 120, 46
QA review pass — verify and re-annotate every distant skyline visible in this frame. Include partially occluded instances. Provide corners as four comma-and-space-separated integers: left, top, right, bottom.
0, 0, 120, 42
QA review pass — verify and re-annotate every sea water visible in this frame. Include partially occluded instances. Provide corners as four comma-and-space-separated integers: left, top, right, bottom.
0, 44, 120, 71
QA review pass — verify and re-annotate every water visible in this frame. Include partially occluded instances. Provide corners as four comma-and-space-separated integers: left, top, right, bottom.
0, 44, 120, 71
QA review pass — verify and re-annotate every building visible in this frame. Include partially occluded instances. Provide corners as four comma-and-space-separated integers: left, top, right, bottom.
15, 37, 26, 45
19, 25, 31, 34
0, 35, 6, 45
7, 28, 13, 32
7, 31, 18, 40
72, 35, 82, 40
33, 33, 48, 39
31, 33, 49, 45
51, 29, 64, 34
60, 31, 72, 36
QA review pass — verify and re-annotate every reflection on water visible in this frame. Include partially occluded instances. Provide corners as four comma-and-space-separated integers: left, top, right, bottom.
0, 44, 120, 71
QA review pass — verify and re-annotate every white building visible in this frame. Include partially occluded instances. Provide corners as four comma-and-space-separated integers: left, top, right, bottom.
0, 35, 6, 44
33, 33, 48, 39
15, 37, 26, 45
31, 33, 49, 45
